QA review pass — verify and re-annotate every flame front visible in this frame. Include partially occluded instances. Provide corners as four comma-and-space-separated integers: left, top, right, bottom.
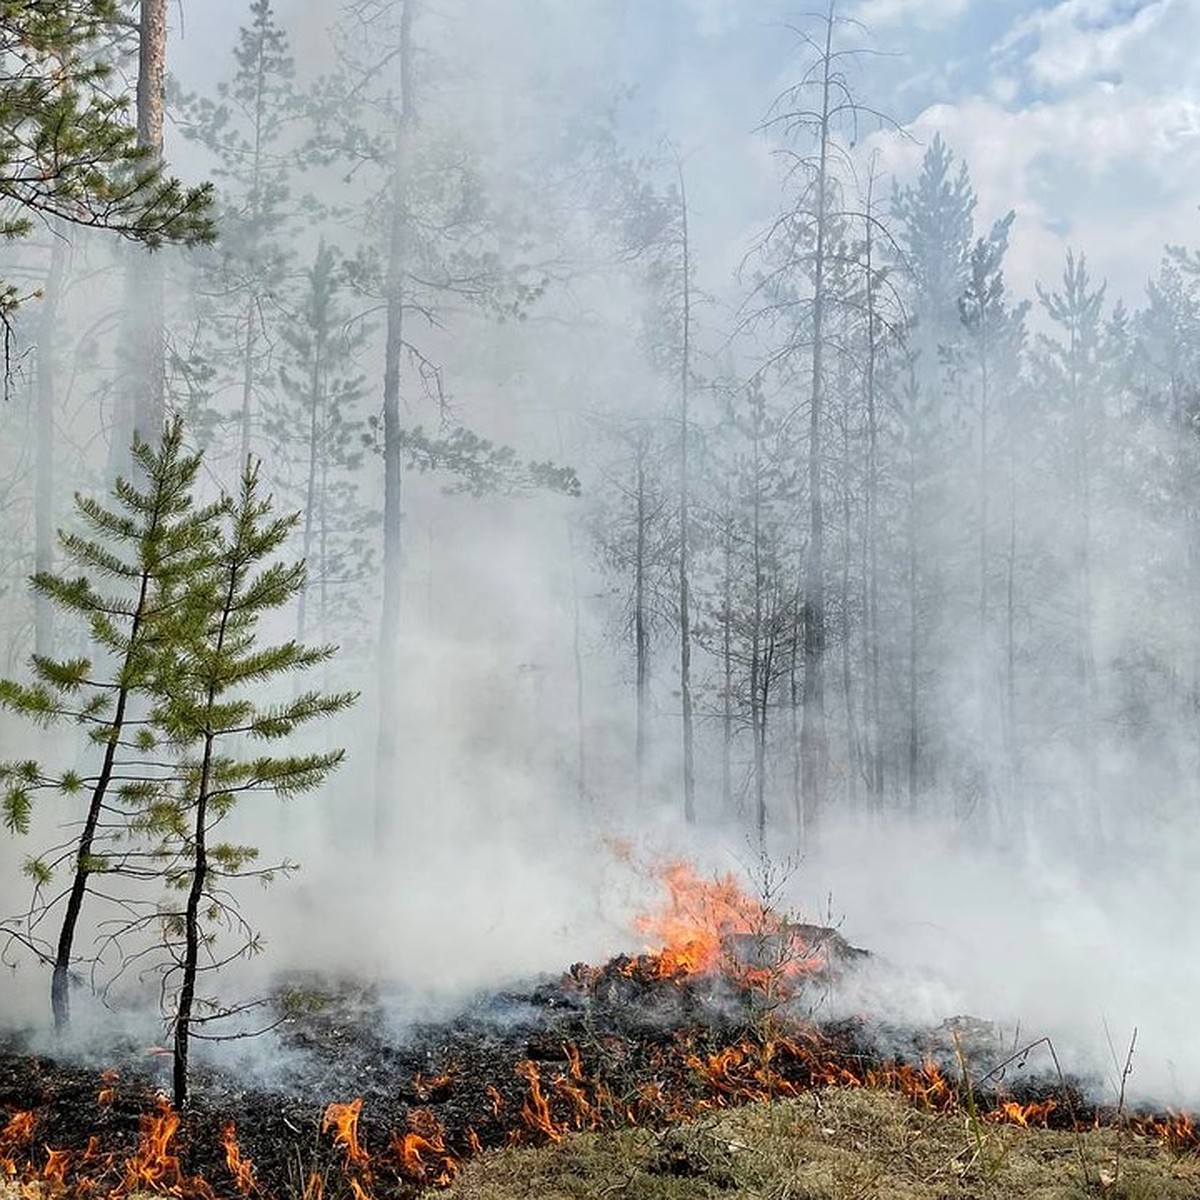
625, 861, 824, 988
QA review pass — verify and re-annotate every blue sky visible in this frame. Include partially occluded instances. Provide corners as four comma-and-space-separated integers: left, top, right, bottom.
171, 0, 1200, 307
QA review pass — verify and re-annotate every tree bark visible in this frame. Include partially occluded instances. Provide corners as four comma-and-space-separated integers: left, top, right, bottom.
798, 1, 836, 841
677, 164, 696, 825
634, 439, 649, 800
374, 0, 416, 848
34, 234, 67, 659
131, 0, 167, 441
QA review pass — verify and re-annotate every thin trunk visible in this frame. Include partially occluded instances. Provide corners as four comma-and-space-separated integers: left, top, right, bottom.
790, 594, 802, 831
174, 562, 237, 1109
239, 6, 270, 465
757, 622, 773, 848
862, 185, 883, 807
978, 329, 990, 769
907, 423, 919, 815
173, 743, 211, 1109
52, 566, 154, 1032
840, 421, 859, 810
1072, 330, 1100, 828
373, 0, 416, 849
296, 313, 325, 642
799, 0, 835, 840
568, 519, 587, 806
721, 504, 734, 814
131, 0, 167, 441
634, 442, 648, 800
240, 300, 257, 464
677, 164, 695, 825
1005, 435, 1019, 825
750, 410, 767, 843
35, 234, 67, 658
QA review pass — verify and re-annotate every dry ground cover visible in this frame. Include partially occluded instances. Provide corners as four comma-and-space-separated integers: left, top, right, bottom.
432, 1087, 1200, 1200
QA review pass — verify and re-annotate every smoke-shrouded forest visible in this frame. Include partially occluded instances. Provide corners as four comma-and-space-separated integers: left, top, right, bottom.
3, 0, 1200, 1118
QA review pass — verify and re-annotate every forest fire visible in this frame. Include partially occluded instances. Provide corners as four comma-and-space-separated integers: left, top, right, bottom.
0, 861, 1197, 1198
609, 859, 861, 991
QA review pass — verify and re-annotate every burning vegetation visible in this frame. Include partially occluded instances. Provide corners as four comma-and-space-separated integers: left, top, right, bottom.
1, 861, 1197, 1198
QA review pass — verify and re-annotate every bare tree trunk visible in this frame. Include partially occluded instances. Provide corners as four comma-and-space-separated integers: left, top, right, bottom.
840, 421, 859, 811
34, 234, 67, 658
1072, 335, 1100, 828
1004, 435, 1020, 828
799, 0, 836, 841
634, 438, 649, 800
677, 165, 696, 825
374, 0, 416, 849
131, 0, 167, 440
862, 182, 883, 809
750, 414, 766, 841
722, 502, 734, 815
977, 332, 991, 816
906, 406, 919, 815
297, 309, 326, 642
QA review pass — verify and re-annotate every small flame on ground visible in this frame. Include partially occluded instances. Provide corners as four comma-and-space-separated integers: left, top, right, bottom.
625, 860, 823, 988
322, 1098, 368, 1167
222, 1121, 256, 1193
97, 1068, 119, 1107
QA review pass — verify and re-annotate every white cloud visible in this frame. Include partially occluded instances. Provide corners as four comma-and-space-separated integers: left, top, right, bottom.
852, 0, 972, 30
998, 0, 1175, 91
866, 82, 1200, 307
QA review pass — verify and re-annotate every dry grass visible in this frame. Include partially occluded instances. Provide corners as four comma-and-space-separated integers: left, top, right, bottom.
429, 1088, 1200, 1200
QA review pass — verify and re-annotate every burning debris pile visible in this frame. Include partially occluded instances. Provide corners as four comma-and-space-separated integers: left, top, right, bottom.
1, 862, 1196, 1198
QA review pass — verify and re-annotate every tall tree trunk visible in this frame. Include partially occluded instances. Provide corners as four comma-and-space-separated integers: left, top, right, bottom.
861, 184, 883, 809
750, 413, 765, 841
677, 165, 696, 825
799, 0, 835, 841
297, 309, 326, 642
1004, 433, 1020, 830
34, 234, 67, 658
721, 499, 734, 815
132, 0, 167, 440
840, 419, 859, 811
1072, 332, 1100, 832
977, 326, 991, 821
374, 0, 416, 848
634, 439, 649, 800
906, 393, 920, 815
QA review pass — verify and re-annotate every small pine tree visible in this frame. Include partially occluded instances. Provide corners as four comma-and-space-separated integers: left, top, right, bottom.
0, 417, 222, 1032
147, 460, 356, 1108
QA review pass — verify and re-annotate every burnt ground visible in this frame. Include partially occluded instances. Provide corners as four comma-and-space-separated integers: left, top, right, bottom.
0, 954, 1184, 1199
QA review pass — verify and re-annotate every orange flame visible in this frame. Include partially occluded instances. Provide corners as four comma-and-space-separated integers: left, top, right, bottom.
626, 861, 823, 988
1135, 1110, 1199, 1153
515, 1060, 563, 1143
222, 1122, 256, 1193
393, 1108, 458, 1186
42, 1145, 70, 1188
0, 1111, 35, 1147
98, 1069, 119, 1107
120, 1097, 189, 1196
989, 1098, 1058, 1128
322, 1099, 368, 1167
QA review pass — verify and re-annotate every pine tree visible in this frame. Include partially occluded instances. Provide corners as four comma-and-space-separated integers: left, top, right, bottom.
0, 417, 222, 1032
269, 240, 374, 646
175, 0, 297, 464
148, 459, 356, 1108
0, 2, 214, 375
